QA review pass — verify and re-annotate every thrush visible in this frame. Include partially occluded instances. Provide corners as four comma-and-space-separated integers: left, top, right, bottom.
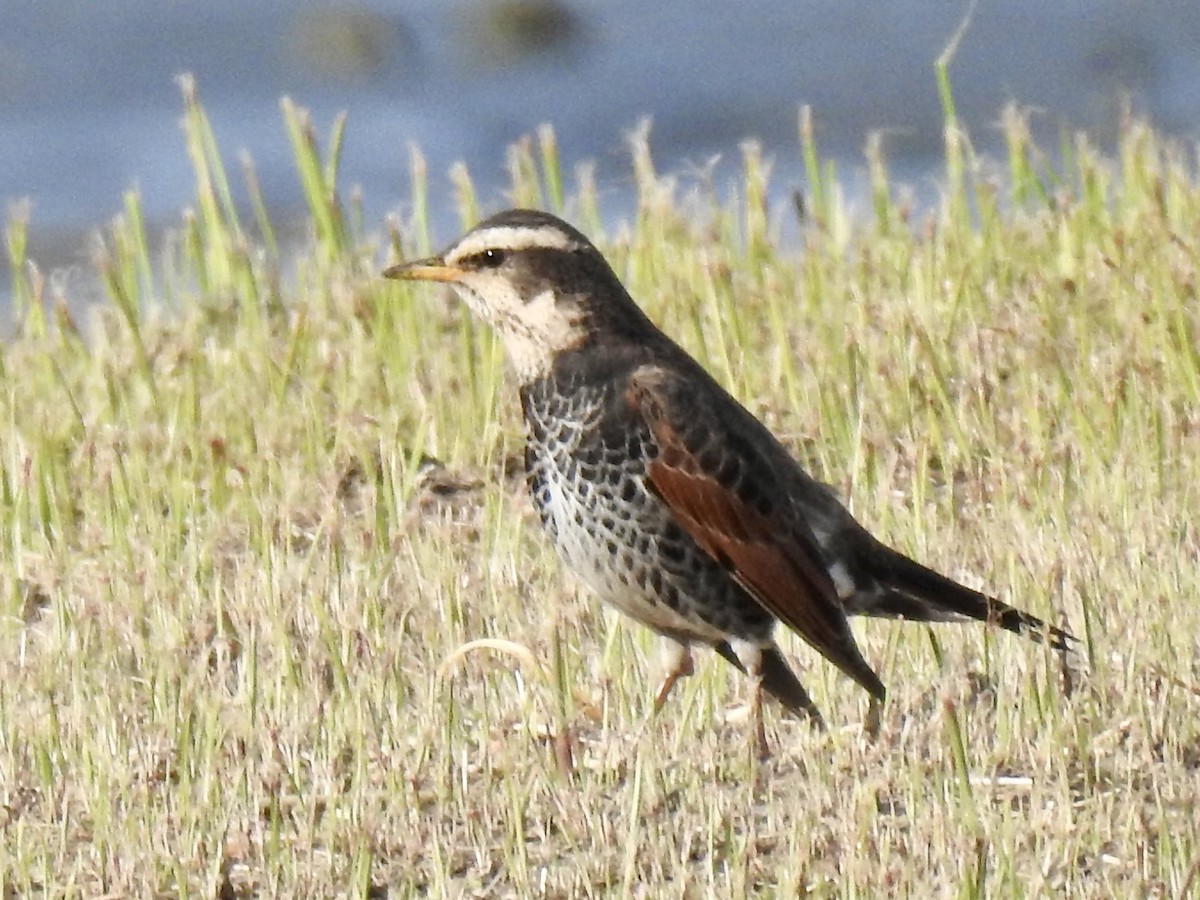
384, 208, 1073, 753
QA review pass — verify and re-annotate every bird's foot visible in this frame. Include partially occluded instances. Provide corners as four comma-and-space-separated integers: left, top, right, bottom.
651, 642, 695, 714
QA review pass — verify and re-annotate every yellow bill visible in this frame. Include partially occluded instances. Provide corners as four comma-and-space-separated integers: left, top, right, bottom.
382, 258, 465, 283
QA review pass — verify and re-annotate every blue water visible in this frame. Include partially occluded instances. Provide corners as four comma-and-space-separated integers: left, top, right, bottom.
3, 0, 1199, 300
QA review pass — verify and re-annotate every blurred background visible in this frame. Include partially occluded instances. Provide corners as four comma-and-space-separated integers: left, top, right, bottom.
3, 0, 1199, 297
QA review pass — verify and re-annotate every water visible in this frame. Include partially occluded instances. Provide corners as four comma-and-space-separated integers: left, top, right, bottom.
3, 0, 1199, 307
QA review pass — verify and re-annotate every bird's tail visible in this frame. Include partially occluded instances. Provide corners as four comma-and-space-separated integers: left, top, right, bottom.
860, 543, 1074, 651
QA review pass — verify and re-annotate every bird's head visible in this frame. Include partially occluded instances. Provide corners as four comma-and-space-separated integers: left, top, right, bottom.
384, 209, 652, 382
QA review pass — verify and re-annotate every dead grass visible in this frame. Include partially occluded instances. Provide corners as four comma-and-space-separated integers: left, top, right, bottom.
1, 83, 1198, 897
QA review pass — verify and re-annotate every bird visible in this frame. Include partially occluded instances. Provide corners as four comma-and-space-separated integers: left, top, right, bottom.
383, 208, 1073, 755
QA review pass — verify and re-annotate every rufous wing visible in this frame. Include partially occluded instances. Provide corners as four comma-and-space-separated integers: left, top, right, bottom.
626, 367, 885, 700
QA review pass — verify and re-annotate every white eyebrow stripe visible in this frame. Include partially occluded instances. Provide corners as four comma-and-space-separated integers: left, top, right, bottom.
446, 225, 583, 262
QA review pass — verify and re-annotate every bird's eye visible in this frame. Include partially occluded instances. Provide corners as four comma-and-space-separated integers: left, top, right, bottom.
481, 249, 506, 267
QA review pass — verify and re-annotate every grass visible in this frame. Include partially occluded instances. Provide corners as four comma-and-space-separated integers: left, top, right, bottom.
2, 77, 1199, 896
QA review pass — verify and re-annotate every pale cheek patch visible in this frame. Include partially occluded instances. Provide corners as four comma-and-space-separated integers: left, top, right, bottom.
452, 281, 586, 383
451, 277, 523, 329
522, 289, 559, 328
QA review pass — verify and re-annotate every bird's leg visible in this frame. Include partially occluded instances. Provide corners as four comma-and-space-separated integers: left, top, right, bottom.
616, 639, 694, 760
864, 696, 883, 741
748, 658, 770, 760
652, 639, 695, 714
724, 640, 773, 758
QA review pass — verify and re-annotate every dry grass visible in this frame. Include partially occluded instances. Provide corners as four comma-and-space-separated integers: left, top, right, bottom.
2, 83, 1199, 897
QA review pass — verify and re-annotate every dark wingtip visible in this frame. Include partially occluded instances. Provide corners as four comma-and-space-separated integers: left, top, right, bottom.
714, 641, 830, 729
